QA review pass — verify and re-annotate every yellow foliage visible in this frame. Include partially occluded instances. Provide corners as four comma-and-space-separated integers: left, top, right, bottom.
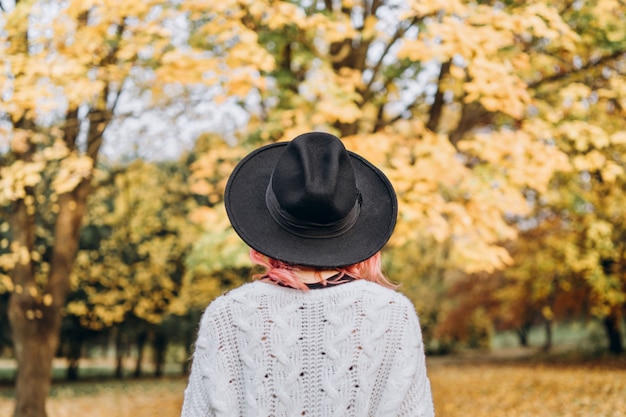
342, 130, 527, 272
66, 300, 89, 317
559, 83, 592, 104
611, 131, 626, 145
405, 0, 467, 18
1, 0, 623, 335
154, 50, 219, 85
267, 2, 306, 29
173, 271, 224, 313
52, 154, 94, 194
67, 158, 202, 325
0, 273, 14, 293
558, 121, 611, 152
0, 160, 46, 203
601, 162, 624, 183
465, 58, 530, 119
460, 127, 570, 193
298, 65, 364, 126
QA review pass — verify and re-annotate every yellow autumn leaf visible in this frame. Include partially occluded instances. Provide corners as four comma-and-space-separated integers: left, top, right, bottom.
601, 162, 624, 182
610, 131, 626, 145
52, 155, 94, 195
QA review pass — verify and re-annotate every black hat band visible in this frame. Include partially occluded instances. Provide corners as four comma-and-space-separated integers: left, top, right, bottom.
265, 182, 362, 239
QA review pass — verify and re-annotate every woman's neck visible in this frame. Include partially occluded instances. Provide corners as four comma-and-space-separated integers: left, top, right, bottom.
295, 269, 338, 284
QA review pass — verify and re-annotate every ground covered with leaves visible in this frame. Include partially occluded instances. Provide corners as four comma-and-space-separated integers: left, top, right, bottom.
0, 357, 625, 416
429, 358, 626, 417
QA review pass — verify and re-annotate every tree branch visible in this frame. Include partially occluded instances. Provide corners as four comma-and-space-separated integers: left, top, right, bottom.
365, 0, 383, 18
426, 60, 451, 132
361, 16, 420, 103
449, 101, 489, 148
527, 50, 626, 89
374, 98, 421, 132
557, 0, 578, 16
62, 108, 80, 151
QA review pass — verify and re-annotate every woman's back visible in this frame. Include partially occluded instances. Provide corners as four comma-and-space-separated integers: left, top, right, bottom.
182, 280, 433, 417
181, 132, 434, 416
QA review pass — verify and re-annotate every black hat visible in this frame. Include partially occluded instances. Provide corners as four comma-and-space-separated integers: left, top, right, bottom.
224, 132, 397, 268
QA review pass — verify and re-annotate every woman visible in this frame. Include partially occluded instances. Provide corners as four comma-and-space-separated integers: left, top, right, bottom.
181, 132, 434, 417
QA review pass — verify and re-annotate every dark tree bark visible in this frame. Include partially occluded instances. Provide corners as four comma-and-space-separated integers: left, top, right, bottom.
134, 330, 148, 378
153, 329, 168, 378
8, 100, 106, 417
65, 331, 84, 381
542, 320, 553, 352
516, 323, 532, 347
426, 61, 451, 132
603, 313, 624, 355
8, 199, 52, 417
114, 326, 126, 379
9, 182, 90, 417
182, 323, 194, 375
7, 299, 59, 417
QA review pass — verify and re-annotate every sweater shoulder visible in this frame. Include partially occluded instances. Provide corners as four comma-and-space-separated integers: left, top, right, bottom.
357, 281, 417, 309
200, 280, 418, 319
200, 281, 259, 318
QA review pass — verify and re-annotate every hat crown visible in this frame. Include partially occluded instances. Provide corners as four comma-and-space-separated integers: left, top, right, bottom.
224, 130, 397, 267
270, 133, 358, 225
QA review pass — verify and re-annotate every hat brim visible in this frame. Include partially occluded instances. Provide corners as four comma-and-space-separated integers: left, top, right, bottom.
224, 142, 398, 268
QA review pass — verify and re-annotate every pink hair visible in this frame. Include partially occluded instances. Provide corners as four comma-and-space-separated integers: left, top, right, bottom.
249, 249, 398, 291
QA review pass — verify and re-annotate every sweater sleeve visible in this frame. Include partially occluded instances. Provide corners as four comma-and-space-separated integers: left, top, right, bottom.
181, 298, 238, 417
378, 299, 435, 417
181, 306, 216, 417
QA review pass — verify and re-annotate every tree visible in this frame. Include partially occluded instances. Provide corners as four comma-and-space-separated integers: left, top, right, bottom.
182, 0, 574, 330
181, 0, 626, 353
0, 1, 263, 415
525, 0, 626, 354
187, 0, 575, 274
67, 159, 200, 377
463, 219, 590, 351
171, 134, 251, 309
464, 0, 626, 353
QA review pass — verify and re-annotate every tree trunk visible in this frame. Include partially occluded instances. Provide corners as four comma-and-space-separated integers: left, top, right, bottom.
9, 180, 90, 417
66, 332, 83, 381
8, 298, 60, 417
8, 195, 64, 417
134, 331, 147, 378
542, 320, 553, 352
516, 324, 531, 347
604, 313, 624, 355
181, 313, 199, 375
153, 329, 167, 378
66, 357, 79, 381
7, 182, 55, 417
182, 328, 193, 375
114, 326, 125, 379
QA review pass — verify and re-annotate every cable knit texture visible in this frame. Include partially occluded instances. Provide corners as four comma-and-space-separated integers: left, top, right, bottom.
181, 280, 434, 417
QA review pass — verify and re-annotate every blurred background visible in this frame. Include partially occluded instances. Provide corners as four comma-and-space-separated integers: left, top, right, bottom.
1, 0, 625, 416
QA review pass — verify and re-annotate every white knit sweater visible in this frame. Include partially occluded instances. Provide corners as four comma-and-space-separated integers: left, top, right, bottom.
181, 280, 434, 417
